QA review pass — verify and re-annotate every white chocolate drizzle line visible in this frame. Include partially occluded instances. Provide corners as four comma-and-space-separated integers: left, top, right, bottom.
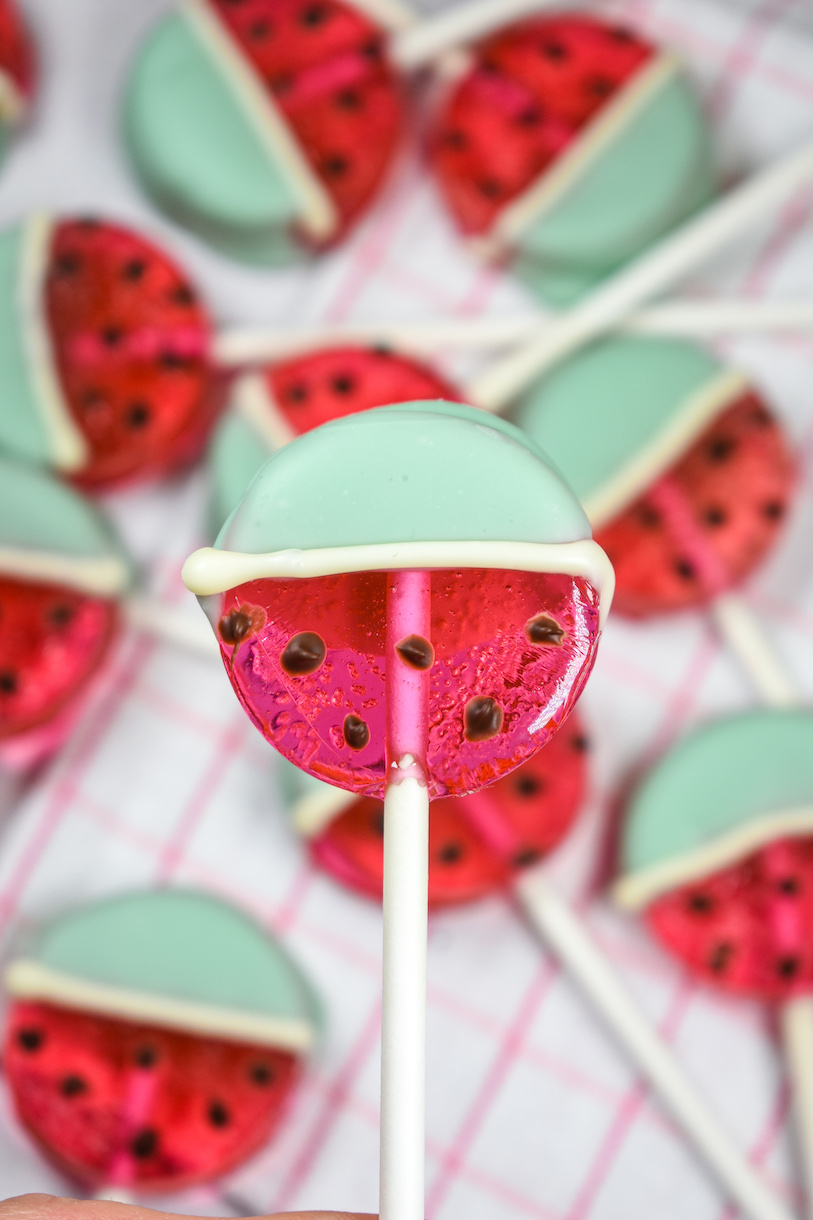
234, 370, 295, 451
183, 538, 615, 626
184, 0, 338, 242
5, 960, 316, 1053
614, 808, 813, 911
0, 67, 25, 124
349, 0, 415, 31
21, 213, 89, 472
583, 368, 749, 529
473, 54, 681, 260
0, 545, 131, 596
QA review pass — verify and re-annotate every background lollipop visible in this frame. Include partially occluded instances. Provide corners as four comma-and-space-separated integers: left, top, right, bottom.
0, 212, 225, 491
615, 709, 813, 1216
429, 9, 714, 303
0, 0, 35, 167
3, 889, 320, 1199
184, 401, 612, 1220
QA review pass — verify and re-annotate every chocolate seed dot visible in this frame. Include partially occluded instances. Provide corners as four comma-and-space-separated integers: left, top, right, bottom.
587, 75, 614, 97
135, 1045, 158, 1068
517, 108, 542, 126
525, 614, 565, 646
751, 406, 771, 428
81, 387, 104, 410
126, 401, 151, 430
250, 1062, 274, 1086
249, 18, 271, 38
48, 603, 74, 628
371, 806, 385, 836
465, 696, 503, 742
122, 258, 146, 281
395, 635, 434, 670
54, 252, 81, 276
540, 39, 567, 59
270, 72, 293, 95
444, 129, 467, 149
763, 501, 785, 520
77, 217, 100, 230
0, 670, 18, 695
572, 734, 590, 753
102, 325, 123, 347
331, 373, 355, 395
218, 610, 253, 646
703, 505, 727, 527
637, 504, 661, 528
324, 154, 349, 177
688, 892, 714, 914
60, 1074, 87, 1098
513, 846, 542, 868
362, 38, 381, 59
172, 283, 195, 306
708, 436, 735, 462
344, 714, 370, 750
515, 774, 542, 797
159, 350, 188, 369
779, 876, 800, 895
281, 631, 326, 676
131, 1128, 158, 1159
479, 178, 502, 199
301, 3, 327, 26
674, 558, 695, 581
611, 25, 635, 41
208, 1099, 230, 1127
778, 956, 800, 979
17, 1028, 43, 1052
709, 942, 733, 973
337, 88, 361, 110
438, 842, 464, 864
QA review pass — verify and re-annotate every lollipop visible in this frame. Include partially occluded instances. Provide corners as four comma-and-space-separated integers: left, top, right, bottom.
0, 0, 35, 166
210, 342, 458, 530
0, 456, 132, 771
0, 213, 224, 490
615, 709, 813, 1214
512, 334, 796, 701
184, 400, 612, 1220
3, 889, 320, 1197
429, 10, 714, 303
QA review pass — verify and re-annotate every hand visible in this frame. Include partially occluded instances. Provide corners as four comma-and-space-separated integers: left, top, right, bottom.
0, 1197, 375, 1220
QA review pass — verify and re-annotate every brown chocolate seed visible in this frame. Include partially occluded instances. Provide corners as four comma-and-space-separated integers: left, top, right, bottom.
465, 697, 503, 742
395, 634, 434, 670
131, 1128, 159, 1159
513, 846, 542, 869
281, 631, 326, 676
525, 614, 565, 646
218, 610, 253, 646
709, 942, 733, 973
344, 714, 370, 750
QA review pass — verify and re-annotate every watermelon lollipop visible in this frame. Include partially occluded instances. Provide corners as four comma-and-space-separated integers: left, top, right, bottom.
0, 456, 132, 771
615, 709, 813, 1214
0, 213, 224, 490
0, 0, 35, 166
210, 342, 459, 530
3, 889, 320, 1197
184, 400, 612, 1220
512, 335, 796, 698
125, 0, 410, 265
429, 11, 714, 304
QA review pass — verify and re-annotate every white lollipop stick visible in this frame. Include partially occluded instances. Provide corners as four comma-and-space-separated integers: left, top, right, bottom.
471, 139, 813, 412
515, 868, 794, 1220
782, 997, 813, 1219
390, 0, 560, 71
380, 570, 432, 1220
214, 300, 813, 367
710, 595, 797, 708
124, 594, 221, 660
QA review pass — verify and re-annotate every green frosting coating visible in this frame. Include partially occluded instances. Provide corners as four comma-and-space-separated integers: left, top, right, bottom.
27, 889, 321, 1035
623, 710, 813, 879
514, 69, 715, 304
123, 11, 305, 266
209, 408, 274, 538
0, 220, 50, 465
0, 456, 132, 578
217, 400, 592, 554
511, 336, 725, 506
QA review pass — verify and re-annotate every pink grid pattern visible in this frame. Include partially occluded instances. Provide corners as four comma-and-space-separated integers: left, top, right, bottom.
0, 0, 812, 1216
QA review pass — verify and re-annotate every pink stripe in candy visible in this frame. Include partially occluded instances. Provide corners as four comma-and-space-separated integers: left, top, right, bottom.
106, 1066, 161, 1187
385, 569, 432, 776
66, 328, 208, 366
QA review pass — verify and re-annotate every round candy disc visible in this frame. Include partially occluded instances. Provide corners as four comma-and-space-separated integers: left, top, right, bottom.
512, 336, 794, 618
210, 343, 459, 529
616, 709, 813, 1002
0, 0, 35, 162
285, 712, 589, 906
184, 402, 612, 799
429, 12, 714, 303
0, 458, 132, 766
4, 890, 320, 1193
125, 0, 406, 264
0, 214, 223, 490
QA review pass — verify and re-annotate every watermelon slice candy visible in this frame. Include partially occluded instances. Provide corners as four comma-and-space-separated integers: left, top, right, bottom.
430, 13, 653, 237
310, 714, 589, 906
46, 218, 226, 490
595, 390, 795, 618
267, 345, 459, 437
208, 0, 404, 245
0, 575, 118, 741
4, 1000, 301, 1192
646, 835, 813, 1003
214, 566, 600, 799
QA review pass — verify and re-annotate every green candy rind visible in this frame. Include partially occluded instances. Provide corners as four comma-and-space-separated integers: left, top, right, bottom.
0, 222, 49, 466
209, 408, 274, 538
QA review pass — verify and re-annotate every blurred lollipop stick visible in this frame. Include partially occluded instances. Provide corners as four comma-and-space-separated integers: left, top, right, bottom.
124, 594, 221, 660
389, 0, 561, 71
710, 595, 797, 708
516, 869, 795, 1220
214, 300, 813, 367
782, 997, 813, 1218
471, 139, 813, 411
